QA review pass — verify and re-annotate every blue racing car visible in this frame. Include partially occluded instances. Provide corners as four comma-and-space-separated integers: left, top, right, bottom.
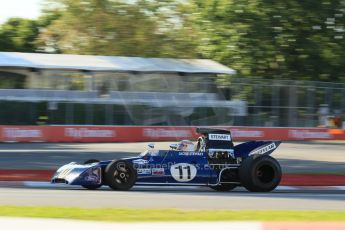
51, 128, 282, 192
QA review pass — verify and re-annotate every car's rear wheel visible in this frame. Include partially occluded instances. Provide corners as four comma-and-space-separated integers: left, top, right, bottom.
239, 155, 281, 192
105, 160, 137, 191
82, 159, 102, 190
209, 184, 237, 191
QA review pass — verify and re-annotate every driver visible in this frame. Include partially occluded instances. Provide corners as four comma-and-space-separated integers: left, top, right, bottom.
176, 140, 195, 151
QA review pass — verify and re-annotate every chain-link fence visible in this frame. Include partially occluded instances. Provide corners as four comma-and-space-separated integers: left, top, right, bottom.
223, 78, 345, 128
0, 74, 344, 128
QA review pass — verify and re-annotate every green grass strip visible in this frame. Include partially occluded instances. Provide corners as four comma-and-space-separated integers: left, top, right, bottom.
0, 206, 344, 222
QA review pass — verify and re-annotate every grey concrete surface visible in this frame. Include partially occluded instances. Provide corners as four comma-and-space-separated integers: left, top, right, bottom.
0, 141, 344, 173
0, 186, 344, 210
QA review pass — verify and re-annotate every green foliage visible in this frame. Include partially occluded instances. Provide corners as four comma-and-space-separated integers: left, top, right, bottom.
0, 6, 61, 53
1, 0, 345, 83
191, 0, 345, 82
36, 0, 198, 57
0, 18, 40, 52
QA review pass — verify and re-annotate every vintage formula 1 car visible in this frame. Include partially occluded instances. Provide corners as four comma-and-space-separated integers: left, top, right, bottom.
51, 128, 282, 192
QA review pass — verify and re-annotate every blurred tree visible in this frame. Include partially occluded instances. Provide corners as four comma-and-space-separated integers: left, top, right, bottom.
37, 0, 198, 57
1, 0, 345, 83
190, 0, 345, 82
0, 18, 40, 52
0, 7, 61, 53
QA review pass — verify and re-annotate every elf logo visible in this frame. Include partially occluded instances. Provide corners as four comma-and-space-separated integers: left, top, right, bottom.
208, 134, 231, 141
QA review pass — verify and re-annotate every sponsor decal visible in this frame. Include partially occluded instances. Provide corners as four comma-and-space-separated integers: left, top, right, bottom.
178, 152, 204, 156
231, 130, 264, 138
249, 143, 276, 156
84, 168, 101, 183
137, 168, 151, 175
170, 163, 197, 182
152, 168, 165, 176
3, 128, 42, 138
132, 159, 149, 165
84, 174, 99, 183
65, 128, 115, 138
288, 130, 332, 139
143, 128, 192, 138
208, 134, 231, 141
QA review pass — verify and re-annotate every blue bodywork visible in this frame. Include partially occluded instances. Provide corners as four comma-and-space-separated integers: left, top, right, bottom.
51, 140, 281, 187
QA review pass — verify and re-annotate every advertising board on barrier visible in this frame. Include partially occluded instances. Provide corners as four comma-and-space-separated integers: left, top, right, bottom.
0, 126, 47, 142
231, 129, 265, 138
288, 129, 333, 140
65, 128, 115, 138
50, 126, 118, 142
143, 128, 194, 139
0, 125, 344, 142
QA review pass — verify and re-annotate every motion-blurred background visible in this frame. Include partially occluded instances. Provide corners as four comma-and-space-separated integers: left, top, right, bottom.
0, 1, 344, 225
0, 0, 344, 130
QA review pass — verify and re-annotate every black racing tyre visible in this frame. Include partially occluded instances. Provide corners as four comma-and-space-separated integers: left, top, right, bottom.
82, 159, 102, 190
239, 155, 281, 192
105, 160, 137, 191
209, 184, 237, 192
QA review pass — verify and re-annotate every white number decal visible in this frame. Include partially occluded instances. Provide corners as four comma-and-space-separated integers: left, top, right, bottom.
170, 163, 197, 182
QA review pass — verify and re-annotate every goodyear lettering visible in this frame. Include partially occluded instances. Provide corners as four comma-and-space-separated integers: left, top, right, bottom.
249, 143, 276, 156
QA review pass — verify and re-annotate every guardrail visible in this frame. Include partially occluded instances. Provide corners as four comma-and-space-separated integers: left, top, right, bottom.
0, 125, 344, 142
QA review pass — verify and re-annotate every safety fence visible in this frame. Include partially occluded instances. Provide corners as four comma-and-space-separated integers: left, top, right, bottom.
0, 125, 344, 142
1, 78, 344, 128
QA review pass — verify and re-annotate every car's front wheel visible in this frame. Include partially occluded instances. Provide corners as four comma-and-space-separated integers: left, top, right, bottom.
105, 160, 137, 191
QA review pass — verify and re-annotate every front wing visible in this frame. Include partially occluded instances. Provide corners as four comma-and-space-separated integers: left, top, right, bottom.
51, 162, 102, 186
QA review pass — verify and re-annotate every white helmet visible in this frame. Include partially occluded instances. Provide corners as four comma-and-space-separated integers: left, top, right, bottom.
176, 140, 194, 151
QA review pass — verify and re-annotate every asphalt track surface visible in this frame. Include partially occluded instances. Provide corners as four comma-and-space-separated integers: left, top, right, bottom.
0, 184, 344, 210
0, 141, 344, 173
0, 141, 344, 210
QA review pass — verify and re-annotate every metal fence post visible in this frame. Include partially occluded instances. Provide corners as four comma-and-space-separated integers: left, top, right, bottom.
307, 86, 315, 127
66, 103, 74, 124
288, 82, 297, 127
86, 103, 93, 125
254, 83, 262, 126
106, 103, 114, 125
271, 81, 280, 126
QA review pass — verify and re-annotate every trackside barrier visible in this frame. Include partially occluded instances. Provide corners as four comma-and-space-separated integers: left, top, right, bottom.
0, 125, 344, 142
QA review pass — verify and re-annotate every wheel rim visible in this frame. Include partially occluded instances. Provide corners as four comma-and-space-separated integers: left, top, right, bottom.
113, 165, 130, 184
256, 164, 275, 184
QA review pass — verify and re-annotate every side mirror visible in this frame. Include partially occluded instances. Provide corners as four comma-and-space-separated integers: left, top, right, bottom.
170, 144, 178, 150
148, 143, 154, 149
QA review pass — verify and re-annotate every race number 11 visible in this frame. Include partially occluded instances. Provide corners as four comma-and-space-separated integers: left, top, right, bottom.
170, 163, 197, 182
175, 165, 191, 179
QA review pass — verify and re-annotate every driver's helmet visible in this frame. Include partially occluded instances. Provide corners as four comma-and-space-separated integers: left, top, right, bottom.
176, 140, 194, 151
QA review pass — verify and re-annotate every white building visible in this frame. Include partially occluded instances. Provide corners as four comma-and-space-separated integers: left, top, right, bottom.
0, 52, 246, 125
